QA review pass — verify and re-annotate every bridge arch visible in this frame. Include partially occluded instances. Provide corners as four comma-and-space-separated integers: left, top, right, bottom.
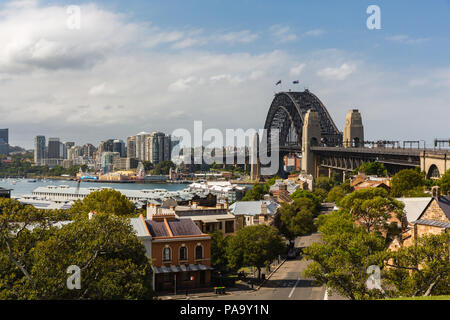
427, 164, 441, 179
263, 91, 342, 150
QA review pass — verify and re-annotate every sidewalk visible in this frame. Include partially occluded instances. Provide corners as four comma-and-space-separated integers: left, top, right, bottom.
157, 258, 287, 300
156, 282, 254, 300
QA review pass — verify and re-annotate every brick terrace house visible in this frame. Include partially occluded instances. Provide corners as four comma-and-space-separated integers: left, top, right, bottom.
147, 202, 238, 236
131, 211, 213, 293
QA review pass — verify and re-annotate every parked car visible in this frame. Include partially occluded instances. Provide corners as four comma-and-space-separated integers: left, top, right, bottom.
287, 248, 297, 259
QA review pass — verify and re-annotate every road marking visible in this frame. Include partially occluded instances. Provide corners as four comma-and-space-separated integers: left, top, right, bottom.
288, 278, 300, 299
324, 287, 328, 300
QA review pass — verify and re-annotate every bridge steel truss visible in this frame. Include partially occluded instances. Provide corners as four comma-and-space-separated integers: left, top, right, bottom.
310, 147, 421, 174
263, 91, 343, 152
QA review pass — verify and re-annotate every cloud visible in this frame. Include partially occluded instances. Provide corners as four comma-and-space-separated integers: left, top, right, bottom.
303, 29, 325, 37
269, 25, 297, 43
89, 83, 116, 96
317, 63, 356, 80
1, 1, 448, 149
216, 30, 259, 44
290, 63, 306, 76
386, 35, 429, 45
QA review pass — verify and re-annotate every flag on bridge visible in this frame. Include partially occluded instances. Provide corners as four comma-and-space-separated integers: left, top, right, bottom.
275, 80, 282, 85
293, 80, 299, 84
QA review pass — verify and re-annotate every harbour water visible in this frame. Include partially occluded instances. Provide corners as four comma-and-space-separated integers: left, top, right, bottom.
0, 178, 188, 198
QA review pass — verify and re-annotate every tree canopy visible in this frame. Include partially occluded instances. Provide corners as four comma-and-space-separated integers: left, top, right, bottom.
303, 210, 387, 300
275, 197, 316, 243
437, 169, 450, 195
326, 185, 347, 203
0, 199, 153, 299
353, 162, 387, 177
383, 233, 450, 297
226, 225, 285, 279
391, 169, 426, 197
152, 160, 176, 175
290, 189, 322, 214
68, 189, 137, 218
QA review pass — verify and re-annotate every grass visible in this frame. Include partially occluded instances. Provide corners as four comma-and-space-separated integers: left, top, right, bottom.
386, 295, 450, 300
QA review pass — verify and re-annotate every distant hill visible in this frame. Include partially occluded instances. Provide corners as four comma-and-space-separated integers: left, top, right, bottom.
8, 145, 27, 153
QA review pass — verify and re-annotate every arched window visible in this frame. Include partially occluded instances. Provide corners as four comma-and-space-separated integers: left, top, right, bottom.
163, 247, 171, 261
179, 246, 187, 261
195, 245, 203, 260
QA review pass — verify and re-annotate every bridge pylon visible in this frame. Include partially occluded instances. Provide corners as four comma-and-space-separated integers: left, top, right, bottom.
301, 110, 321, 177
344, 109, 364, 148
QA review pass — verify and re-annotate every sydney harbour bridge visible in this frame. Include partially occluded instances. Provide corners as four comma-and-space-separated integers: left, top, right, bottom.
260, 90, 449, 179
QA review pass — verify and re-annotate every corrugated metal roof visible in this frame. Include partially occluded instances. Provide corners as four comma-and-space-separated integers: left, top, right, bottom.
396, 197, 432, 223
129, 217, 149, 237
412, 219, 450, 229
167, 219, 203, 236
146, 220, 170, 237
229, 200, 279, 216
152, 264, 213, 274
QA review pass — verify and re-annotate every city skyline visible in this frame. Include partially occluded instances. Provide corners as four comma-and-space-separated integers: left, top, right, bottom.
1, 0, 450, 149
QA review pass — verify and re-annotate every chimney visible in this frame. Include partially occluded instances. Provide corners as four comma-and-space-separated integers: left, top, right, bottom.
432, 186, 441, 200
261, 202, 268, 214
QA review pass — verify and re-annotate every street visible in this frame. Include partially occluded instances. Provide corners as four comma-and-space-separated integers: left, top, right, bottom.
202, 232, 344, 300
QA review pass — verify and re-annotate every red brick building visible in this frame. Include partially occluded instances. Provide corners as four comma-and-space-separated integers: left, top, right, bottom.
131, 212, 213, 293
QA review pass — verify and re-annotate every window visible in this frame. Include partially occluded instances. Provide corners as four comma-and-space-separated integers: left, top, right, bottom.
179, 246, 187, 261
163, 247, 171, 261
195, 245, 203, 260
183, 272, 190, 281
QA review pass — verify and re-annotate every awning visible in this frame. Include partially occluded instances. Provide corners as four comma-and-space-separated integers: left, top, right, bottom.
152, 264, 213, 274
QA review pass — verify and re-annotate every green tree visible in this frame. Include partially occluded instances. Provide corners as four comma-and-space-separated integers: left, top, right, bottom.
326, 186, 346, 203
438, 169, 450, 195
391, 169, 426, 197
227, 225, 286, 280
383, 233, 450, 297
242, 184, 266, 201
315, 177, 335, 192
353, 162, 387, 177
68, 189, 137, 218
0, 199, 55, 299
303, 210, 386, 300
152, 160, 176, 175
338, 188, 404, 237
30, 213, 153, 299
275, 198, 315, 245
210, 231, 230, 274
290, 189, 322, 214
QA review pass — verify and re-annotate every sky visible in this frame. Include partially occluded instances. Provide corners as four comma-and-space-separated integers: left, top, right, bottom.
1, 0, 449, 149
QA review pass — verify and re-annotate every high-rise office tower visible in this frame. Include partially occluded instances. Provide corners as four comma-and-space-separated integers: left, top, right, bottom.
127, 136, 136, 159
48, 137, 61, 159
0, 128, 9, 155
113, 139, 126, 157
82, 143, 96, 158
103, 139, 115, 153
34, 136, 46, 165
135, 132, 150, 161
146, 132, 171, 164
